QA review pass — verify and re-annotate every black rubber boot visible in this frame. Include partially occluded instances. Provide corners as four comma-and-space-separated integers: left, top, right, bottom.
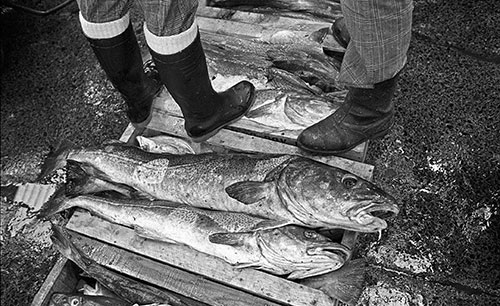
87, 23, 162, 128
150, 32, 255, 142
297, 73, 399, 154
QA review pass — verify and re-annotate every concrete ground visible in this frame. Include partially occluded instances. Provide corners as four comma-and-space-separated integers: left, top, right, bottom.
1, 0, 499, 305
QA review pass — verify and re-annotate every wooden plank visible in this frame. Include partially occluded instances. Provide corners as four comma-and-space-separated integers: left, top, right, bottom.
31, 257, 79, 306
119, 123, 137, 143
147, 109, 373, 180
68, 230, 283, 306
66, 210, 341, 306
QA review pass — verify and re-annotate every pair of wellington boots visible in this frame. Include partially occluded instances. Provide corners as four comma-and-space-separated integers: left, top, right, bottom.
296, 17, 399, 154
87, 24, 255, 143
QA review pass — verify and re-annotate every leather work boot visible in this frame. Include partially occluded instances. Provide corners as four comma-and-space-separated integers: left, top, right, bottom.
150, 32, 255, 142
323, 17, 350, 62
297, 73, 399, 154
331, 17, 350, 49
87, 23, 162, 129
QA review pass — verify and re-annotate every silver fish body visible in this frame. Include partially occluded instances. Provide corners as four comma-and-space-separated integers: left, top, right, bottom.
41, 195, 350, 279
43, 143, 399, 232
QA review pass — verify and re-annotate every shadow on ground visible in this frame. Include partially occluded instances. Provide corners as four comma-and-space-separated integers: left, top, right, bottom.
1, 0, 499, 305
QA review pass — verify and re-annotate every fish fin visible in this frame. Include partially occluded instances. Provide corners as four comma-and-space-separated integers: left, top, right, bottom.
298, 258, 367, 306
251, 219, 291, 231
209, 232, 250, 246
36, 186, 70, 219
287, 265, 340, 280
225, 181, 274, 205
65, 161, 97, 196
245, 95, 285, 119
50, 224, 93, 270
66, 161, 141, 199
37, 139, 75, 181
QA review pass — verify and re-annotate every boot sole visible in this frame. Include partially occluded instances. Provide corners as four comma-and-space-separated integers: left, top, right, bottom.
297, 128, 390, 155
190, 89, 256, 143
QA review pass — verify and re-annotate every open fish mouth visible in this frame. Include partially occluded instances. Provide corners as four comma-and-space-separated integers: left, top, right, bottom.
306, 243, 351, 262
346, 201, 400, 231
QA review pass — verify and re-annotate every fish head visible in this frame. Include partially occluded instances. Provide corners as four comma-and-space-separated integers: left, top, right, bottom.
257, 226, 350, 279
49, 293, 127, 306
278, 158, 399, 232
49, 293, 83, 306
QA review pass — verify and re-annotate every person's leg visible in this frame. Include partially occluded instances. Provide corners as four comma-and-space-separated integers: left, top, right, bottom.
77, 0, 161, 128
141, 0, 255, 143
298, 0, 413, 154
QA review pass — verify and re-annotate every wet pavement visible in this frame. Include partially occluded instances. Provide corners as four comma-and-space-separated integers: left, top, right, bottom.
1, 0, 499, 305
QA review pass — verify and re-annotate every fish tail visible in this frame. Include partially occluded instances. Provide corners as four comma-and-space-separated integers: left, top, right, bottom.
66, 160, 144, 199
50, 223, 92, 269
299, 258, 366, 305
37, 139, 74, 181
37, 186, 71, 219
65, 160, 96, 196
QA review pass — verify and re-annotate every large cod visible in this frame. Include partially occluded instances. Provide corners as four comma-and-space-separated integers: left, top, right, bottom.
40, 195, 350, 279
41, 142, 399, 233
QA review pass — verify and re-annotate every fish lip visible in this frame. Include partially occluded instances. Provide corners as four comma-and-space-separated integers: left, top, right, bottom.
347, 200, 400, 220
343, 200, 399, 232
306, 244, 351, 262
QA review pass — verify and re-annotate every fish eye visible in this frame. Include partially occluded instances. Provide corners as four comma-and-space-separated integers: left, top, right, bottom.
341, 174, 358, 188
70, 298, 80, 306
303, 230, 319, 239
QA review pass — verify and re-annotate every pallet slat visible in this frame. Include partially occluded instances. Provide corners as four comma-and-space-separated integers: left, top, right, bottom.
69, 230, 283, 306
31, 257, 78, 306
144, 111, 373, 180
66, 210, 342, 306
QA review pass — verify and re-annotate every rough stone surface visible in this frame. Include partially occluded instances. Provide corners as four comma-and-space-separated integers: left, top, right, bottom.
1, 0, 499, 305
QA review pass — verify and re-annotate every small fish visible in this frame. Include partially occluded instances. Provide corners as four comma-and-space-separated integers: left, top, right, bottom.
208, 0, 342, 22
243, 89, 343, 137
267, 67, 322, 95
49, 293, 129, 306
136, 135, 196, 155
267, 50, 342, 92
39, 142, 399, 232
49, 293, 172, 306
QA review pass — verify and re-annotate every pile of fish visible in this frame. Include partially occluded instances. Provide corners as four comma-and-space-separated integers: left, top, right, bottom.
207, 0, 343, 22
38, 141, 399, 280
196, 15, 348, 138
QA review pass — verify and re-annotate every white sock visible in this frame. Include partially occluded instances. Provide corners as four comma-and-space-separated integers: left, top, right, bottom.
79, 12, 130, 39
144, 19, 198, 55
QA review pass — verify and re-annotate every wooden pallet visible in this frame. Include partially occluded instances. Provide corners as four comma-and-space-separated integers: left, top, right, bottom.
32, 3, 373, 306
